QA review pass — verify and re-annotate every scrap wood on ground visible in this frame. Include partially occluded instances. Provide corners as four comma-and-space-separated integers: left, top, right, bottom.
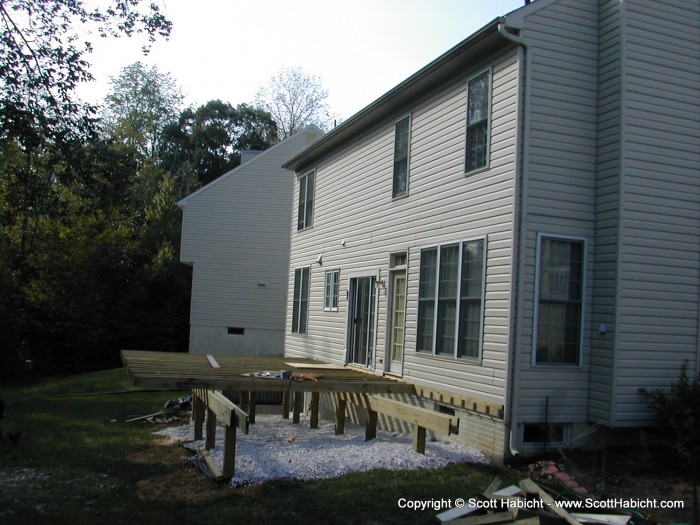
437, 477, 654, 525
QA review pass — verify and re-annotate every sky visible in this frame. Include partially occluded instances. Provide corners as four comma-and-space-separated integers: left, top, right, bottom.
77, 0, 526, 122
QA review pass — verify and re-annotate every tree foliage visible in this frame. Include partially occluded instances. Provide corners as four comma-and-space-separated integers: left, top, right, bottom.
255, 67, 334, 139
647, 362, 700, 468
0, 136, 191, 377
0, 0, 172, 145
104, 62, 184, 160
161, 100, 278, 187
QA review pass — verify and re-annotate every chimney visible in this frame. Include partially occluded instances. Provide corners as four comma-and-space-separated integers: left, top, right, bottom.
241, 145, 263, 164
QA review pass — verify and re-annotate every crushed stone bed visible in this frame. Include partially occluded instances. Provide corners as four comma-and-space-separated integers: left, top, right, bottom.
155, 415, 487, 487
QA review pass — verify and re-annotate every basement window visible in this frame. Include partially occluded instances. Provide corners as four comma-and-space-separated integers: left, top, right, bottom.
436, 404, 456, 416
523, 424, 565, 444
227, 327, 245, 335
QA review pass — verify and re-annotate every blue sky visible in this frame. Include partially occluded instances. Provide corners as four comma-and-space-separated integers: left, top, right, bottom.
78, 0, 526, 121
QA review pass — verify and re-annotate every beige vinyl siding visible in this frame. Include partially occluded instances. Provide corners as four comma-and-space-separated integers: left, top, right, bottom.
285, 47, 520, 405
514, 0, 600, 424
612, 0, 700, 424
179, 128, 322, 355
589, 0, 623, 424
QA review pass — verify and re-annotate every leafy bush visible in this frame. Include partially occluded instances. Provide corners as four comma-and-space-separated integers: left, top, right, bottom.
647, 362, 700, 467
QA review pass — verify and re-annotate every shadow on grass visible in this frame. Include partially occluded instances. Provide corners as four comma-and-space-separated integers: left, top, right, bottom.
0, 369, 513, 525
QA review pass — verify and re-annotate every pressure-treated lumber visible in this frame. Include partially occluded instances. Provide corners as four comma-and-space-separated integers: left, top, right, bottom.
198, 445, 224, 481
366, 394, 456, 435
336, 393, 457, 454
121, 350, 415, 395
414, 384, 504, 419
334, 397, 347, 435
192, 389, 250, 479
519, 479, 583, 525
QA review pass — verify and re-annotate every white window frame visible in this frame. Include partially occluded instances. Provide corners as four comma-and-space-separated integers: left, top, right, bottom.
532, 234, 587, 367
297, 170, 315, 231
392, 115, 411, 199
416, 237, 486, 361
291, 266, 310, 334
465, 69, 492, 174
324, 269, 340, 311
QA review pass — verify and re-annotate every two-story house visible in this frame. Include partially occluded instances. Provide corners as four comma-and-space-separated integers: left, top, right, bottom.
178, 126, 323, 357
282, 0, 700, 458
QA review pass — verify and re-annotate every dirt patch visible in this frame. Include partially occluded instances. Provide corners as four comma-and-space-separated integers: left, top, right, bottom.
132, 430, 223, 504
529, 447, 697, 524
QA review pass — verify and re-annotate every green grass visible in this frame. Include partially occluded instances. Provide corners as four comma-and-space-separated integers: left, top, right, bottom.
0, 369, 512, 525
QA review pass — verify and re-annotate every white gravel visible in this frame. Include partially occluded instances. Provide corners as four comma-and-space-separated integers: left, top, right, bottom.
155, 415, 487, 487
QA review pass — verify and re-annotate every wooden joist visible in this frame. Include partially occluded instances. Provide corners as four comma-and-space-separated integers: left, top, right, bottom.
415, 384, 504, 419
192, 389, 250, 479
519, 479, 583, 525
121, 350, 416, 395
335, 393, 458, 454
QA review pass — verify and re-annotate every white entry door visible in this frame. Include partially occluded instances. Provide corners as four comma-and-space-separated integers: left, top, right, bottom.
388, 271, 406, 376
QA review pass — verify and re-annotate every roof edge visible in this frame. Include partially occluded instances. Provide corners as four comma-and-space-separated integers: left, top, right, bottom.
177, 124, 324, 207
283, 18, 507, 172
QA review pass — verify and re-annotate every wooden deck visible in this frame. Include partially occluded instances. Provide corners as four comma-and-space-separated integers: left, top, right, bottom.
120, 350, 416, 395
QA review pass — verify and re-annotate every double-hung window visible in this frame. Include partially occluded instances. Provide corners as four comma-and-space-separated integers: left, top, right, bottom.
291, 267, 310, 334
465, 70, 491, 173
324, 269, 340, 311
392, 116, 410, 198
417, 239, 485, 359
297, 171, 315, 230
534, 236, 585, 365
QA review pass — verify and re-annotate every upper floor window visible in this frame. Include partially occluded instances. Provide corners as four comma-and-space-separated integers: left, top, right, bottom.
534, 236, 585, 366
393, 116, 411, 198
292, 266, 310, 334
324, 269, 340, 311
297, 171, 315, 230
417, 238, 485, 359
465, 70, 491, 173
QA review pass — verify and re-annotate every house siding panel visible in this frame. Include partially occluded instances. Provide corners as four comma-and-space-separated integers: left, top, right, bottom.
285, 47, 520, 408
179, 128, 322, 356
613, 0, 700, 425
590, 0, 623, 424
514, 0, 600, 426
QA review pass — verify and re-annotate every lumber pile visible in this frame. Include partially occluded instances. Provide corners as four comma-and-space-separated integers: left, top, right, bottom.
437, 478, 636, 525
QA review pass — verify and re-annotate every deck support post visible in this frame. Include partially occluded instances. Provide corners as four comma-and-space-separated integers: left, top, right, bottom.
412, 425, 427, 454
293, 391, 304, 423
248, 391, 257, 424
205, 407, 217, 450
365, 408, 378, 441
335, 397, 347, 435
222, 423, 236, 478
310, 392, 320, 429
282, 391, 290, 419
193, 391, 205, 440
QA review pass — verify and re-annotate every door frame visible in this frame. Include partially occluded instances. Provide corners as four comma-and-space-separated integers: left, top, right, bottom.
386, 269, 407, 376
345, 269, 379, 368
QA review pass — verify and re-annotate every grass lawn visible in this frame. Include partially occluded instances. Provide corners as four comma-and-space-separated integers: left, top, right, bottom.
0, 369, 509, 525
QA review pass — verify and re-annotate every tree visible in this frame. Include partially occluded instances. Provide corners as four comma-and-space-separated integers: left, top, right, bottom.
254, 67, 334, 139
0, 0, 172, 145
104, 62, 184, 160
161, 100, 278, 187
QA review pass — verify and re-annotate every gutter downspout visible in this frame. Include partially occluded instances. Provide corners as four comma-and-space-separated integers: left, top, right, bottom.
498, 20, 528, 459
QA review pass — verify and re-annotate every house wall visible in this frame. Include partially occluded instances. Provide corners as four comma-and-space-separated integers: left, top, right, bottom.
180, 127, 323, 356
510, 0, 600, 440
511, 0, 700, 437
589, 0, 623, 425
285, 45, 521, 442
612, 0, 700, 425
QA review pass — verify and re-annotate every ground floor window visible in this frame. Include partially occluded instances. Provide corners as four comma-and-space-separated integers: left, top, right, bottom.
292, 267, 310, 334
324, 269, 339, 311
417, 238, 485, 359
534, 236, 585, 365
